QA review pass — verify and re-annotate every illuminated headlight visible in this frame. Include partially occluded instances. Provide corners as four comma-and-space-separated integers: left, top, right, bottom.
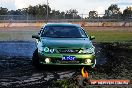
44, 47, 50, 52
49, 49, 55, 53
45, 58, 51, 63
38, 46, 55, 53
85, 59, 92, 64
44, 47, 55, 53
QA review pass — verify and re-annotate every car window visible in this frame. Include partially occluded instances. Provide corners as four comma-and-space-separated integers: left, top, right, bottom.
41, 26, 87, 38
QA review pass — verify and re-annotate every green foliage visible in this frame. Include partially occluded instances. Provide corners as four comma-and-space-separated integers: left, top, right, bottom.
0, 7, 8, 15
0, 4, 81, 19
0, 4, 131, 20
65, 9, 80, 19
123, 7, 132, 20
89, 11, 98, 19
104, 4, 122, 19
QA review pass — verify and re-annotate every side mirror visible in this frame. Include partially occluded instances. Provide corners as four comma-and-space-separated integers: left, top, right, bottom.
89, 36, 95, 40
32, 35, 39, 39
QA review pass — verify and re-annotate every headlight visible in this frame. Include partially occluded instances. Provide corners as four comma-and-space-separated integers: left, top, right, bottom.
49, 49, 55, 53
79, 47, 95, 54
85, 59, 92, 64
45, 58, 51, 63
85, 47, 95, 54
44, 47, 50, 52
43, 47, 55, 53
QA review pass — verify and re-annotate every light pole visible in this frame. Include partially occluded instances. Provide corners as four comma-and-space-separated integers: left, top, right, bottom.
26, 9, 28, 23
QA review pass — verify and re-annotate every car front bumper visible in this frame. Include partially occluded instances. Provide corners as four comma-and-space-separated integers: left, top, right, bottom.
38, 53, 96, 66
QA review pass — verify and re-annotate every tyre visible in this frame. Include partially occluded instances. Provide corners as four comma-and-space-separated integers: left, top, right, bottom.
32, 49, 40, 68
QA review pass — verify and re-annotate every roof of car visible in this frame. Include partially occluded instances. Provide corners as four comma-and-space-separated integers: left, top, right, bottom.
44, 23, 80, 27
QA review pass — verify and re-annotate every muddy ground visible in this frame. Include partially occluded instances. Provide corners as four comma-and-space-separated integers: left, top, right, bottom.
0, 41, 131, 88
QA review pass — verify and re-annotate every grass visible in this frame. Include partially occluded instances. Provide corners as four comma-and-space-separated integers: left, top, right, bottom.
87, 31, 132, 42
0, 30, 37, 41
84, 27, 132, 42
0, 27, 131, 42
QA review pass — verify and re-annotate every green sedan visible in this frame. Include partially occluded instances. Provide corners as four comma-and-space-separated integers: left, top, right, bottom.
32, 23, 96, 68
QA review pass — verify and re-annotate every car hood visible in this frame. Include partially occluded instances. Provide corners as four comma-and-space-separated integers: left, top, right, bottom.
40, 37, 93, 49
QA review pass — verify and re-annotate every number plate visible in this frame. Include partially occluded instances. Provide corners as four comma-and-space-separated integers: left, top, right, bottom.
62, 56, 76, 61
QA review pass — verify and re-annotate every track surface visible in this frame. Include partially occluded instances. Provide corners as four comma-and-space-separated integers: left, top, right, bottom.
0, 41, 36, 58
0, 41, 131, 88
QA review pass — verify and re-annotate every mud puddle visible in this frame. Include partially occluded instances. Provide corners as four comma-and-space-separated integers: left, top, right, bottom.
0, 41, 131, 88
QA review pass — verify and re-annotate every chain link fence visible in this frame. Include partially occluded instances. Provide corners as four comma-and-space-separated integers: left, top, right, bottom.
0, 14, 132, 23
0, 14, 132, 27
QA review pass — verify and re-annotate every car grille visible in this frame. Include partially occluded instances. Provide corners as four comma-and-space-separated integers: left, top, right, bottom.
58, 49, 79, 53
56, 60, 80, 64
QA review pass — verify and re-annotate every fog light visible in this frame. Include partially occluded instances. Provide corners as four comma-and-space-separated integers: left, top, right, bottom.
45, 58, 51, 63
85, 59, 91, 64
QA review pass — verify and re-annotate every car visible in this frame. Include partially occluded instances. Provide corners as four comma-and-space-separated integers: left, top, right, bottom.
32, 23, 96, 68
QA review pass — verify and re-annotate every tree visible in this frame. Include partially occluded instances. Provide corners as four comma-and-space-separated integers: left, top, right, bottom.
28, 5, 38, 16
0, 4, 81, 20
89, 11, 98, 19
122, 7, 132, 19
50, 10, 60, 19
8, 9, 22, 15
21, 4, 51, 19
0, 7, 8, 15
65, 9, 80, 19
104, 4, 122, 19
108, 4, 120, 14
60, 11, 65, 19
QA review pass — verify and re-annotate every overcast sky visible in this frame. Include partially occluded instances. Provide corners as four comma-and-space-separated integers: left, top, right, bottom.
0, 0, 132, 14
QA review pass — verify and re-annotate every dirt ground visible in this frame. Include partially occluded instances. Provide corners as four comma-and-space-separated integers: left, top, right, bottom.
0, 41, 131, 88
0, 26, 131, 87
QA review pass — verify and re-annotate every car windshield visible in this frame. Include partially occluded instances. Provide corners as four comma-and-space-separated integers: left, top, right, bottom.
41, 26, 87, 38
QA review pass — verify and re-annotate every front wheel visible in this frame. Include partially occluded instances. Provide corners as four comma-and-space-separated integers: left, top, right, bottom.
32, 49, 40, 68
